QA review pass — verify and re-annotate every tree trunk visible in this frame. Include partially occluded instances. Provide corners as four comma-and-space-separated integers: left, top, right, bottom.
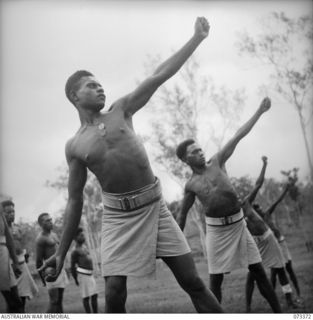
297, 109, 313, 182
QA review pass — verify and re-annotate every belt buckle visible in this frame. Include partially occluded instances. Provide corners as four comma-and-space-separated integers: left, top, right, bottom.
221, 215, 233, 225
120, 196, 136, 210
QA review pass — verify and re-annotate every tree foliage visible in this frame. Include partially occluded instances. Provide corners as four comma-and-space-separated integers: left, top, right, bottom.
236, 11, 313, 181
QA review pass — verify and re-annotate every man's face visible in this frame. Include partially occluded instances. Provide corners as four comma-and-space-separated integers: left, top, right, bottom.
41, 214, 53, 231
74, 76, 106, 111
185, 143, 206, 168
76, 232, 85, 244
3, 205, 15, 224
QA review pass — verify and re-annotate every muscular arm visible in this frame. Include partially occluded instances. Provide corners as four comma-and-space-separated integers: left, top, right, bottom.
36, 238, 46, 285
116, 17, 209, 115
245, 156, 268, 204
176, 189, 196, 231
41, 144, 88, 281
266, 184, 289, 216
56, 157, 87, 262
217, 97, 271, 166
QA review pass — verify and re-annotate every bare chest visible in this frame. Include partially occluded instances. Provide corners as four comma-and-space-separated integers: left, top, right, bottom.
190, 167, 224, 197
73, 116, 131, 165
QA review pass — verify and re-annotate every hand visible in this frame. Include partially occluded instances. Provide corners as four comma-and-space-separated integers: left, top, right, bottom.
38, 254, 64, 282
262, 156, 268, 163
194, 17, 210, 39
12, 262, 22, 279
259, 97, 271, 113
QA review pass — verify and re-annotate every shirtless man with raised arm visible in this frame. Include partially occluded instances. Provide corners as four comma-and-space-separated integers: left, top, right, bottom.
176, 97, 281, 312
41, 18, 223, 313
252, 175, 301, 299
242, 157, 297, 311
36, 213, 68, 313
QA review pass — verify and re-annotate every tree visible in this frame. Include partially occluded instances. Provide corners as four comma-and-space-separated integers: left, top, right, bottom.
142, 55, 246, 255
281, 168, 313, 252
236, 11, 313, 182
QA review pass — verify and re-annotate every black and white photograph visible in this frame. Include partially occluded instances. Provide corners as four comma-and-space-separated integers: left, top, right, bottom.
0, 0, 312, 315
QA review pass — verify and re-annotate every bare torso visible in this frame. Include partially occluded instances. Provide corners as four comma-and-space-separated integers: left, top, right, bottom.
242, 202, 268, 236
36, 231, 59, 261
258, 211, 281, 239
72, 245, 93, 270
69, 106, 154, 193
9, 224, 24, 255
187, 157, 241, 218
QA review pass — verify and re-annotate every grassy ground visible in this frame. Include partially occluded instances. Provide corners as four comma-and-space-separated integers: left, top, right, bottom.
1, 214, 312, 313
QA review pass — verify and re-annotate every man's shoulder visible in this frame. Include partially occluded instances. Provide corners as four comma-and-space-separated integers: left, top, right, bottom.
185, 177, 197, 192
35, 232, 46, 244
65, 133, 86, 163
65, 135, 78, 154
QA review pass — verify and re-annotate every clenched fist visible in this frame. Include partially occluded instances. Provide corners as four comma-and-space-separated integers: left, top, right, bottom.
259, 97, 271, 113
194, 17, 210, 39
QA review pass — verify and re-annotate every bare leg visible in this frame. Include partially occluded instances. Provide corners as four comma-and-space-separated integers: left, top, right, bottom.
58, 288, 64, 313
83, 297, 91, 313
1, 286, 24, 313
104, 276, 127, 313
249, 263, 282, 313
245, 271, 255, 312
286, 260, 300, 296
162, 253, 223, 313
20, 297, 26, 312
270, 268, 278, 289
91, 294, 98, 313
275, 267, 297, 308
47, 288, 63, 313
209, 273, 224, 303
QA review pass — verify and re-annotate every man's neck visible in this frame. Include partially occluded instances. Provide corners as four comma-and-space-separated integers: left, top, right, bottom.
42, 229, 51, 236
192, 164, 207, 175
78, 107, 103, 126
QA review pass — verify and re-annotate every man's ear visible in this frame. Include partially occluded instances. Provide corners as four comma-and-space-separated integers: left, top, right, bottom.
70, 91, 79, 103
182, 155, 188, 164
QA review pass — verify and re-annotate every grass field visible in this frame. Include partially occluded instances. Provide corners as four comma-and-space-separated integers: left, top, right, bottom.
1, 214, 312, 314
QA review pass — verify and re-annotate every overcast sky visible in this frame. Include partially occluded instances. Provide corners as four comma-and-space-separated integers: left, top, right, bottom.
1, 0, 312, 223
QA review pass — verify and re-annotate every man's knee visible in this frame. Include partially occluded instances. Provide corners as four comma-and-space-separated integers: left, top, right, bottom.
210, 273, 224, 287
180, 273, 206, 294
49, 288, 61, 305
105, 277, 127, 306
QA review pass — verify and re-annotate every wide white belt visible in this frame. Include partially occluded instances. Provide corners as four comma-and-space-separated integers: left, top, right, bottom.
205, 210, 244, 226
102, 178, 162, 211
77, 267, 93, 275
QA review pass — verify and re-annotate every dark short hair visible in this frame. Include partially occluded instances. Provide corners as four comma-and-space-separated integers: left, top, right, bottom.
65, 70, 94, 105
37, 212, 49, 226
176, 139, 195, 161
75, 227, 84, 238
1, 200, 14, 208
